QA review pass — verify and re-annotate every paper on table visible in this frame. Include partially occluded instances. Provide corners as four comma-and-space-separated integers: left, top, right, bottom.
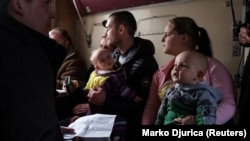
56, 89, 68, 97
56, 89, 66, 93
63, 114, 116, 141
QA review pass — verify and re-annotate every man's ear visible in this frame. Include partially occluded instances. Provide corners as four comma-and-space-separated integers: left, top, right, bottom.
11, 0, 23, 16
118, 24, 125, 35
182, 33, 189, 41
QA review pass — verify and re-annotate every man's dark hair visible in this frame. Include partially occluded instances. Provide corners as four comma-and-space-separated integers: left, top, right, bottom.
102, 20, 107, 27
109, 11, 137, 36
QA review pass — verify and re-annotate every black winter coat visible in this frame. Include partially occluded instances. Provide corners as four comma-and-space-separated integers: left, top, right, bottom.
107, 37, 159, 139
0, 12, 66, 141
238, 49, 250, 126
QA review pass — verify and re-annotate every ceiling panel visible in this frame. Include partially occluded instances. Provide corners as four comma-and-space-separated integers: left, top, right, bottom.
72, 0, 171, 15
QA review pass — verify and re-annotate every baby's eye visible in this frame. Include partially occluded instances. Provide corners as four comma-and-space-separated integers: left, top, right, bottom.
179, 64, 188, 68
173, 63, 188, 70
100, 58, 105, 63
106, 55, 111, 59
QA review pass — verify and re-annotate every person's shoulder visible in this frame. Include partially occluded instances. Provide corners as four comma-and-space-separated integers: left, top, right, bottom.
67, 50, 84, 60
89, 70, 98, 77
207, 57, 233, 76
135, 37, 154, 47
69, 50, 80, 56
207, 57, 221, 63
199, 81, 222, 101
134, 37, 155, 56
207, 57, 228, 69
74, 50, 81, 55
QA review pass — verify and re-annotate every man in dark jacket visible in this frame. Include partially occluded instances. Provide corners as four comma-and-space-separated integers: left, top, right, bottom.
87, 11, 159, 141
0, 0, 71, 140
238, 26, 250, 126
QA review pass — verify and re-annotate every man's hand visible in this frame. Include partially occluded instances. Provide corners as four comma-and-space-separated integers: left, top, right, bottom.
87, 86, 106, 106
72, 103, 89, 115
60, 126, 75, 134
238, 27, 250, 45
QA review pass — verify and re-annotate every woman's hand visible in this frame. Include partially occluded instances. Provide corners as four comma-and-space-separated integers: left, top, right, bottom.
173, 115, 196, 125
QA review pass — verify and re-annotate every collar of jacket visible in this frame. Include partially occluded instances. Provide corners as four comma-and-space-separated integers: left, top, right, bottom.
64, 50, 79, 60
112, 37, 155, 64
0, 12, 56, 48
1, 13, 67, 75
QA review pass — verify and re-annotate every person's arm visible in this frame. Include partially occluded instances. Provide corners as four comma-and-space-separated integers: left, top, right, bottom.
101, 67, 138, 102
141, 71, 162, 125
196, 89, 220, 125
72, 103, 89, 115
141, 60, 175, 125
89, 57, 158, 117
60, 126, 75, 134
87, 86, 140, 116
204, 58, 236, 124
237, 27, 250, 125
155, 96, 168, 125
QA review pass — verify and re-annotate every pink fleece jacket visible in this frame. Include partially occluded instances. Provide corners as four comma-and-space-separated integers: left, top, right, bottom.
141, 57, 236, 125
